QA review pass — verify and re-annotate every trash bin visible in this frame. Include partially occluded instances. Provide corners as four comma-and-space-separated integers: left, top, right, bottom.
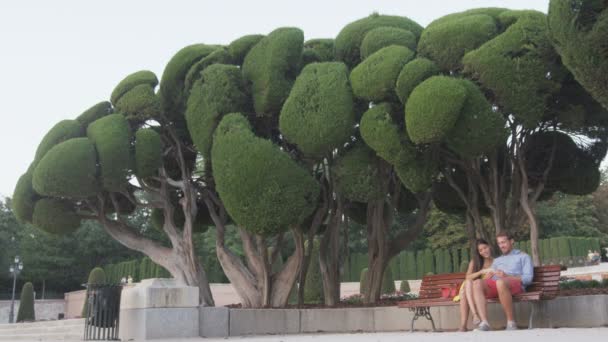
84, 284, 122, 340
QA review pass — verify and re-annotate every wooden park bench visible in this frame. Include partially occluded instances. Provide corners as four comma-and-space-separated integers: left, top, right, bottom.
397, 265, 562, 331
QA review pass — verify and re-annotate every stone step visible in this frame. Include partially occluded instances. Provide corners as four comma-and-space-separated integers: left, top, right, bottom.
0, 319, 84, 329
0, 332, 81, 341
0, 324, 83, 335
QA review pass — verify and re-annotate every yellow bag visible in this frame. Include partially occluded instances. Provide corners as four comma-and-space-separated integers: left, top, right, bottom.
452, 281, 467, 302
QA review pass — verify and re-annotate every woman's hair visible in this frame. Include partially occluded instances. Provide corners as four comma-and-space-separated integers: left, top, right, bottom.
472, 238, 491, 273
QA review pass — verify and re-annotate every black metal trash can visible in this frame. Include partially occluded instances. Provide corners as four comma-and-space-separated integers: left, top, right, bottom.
84, 284, 122, 340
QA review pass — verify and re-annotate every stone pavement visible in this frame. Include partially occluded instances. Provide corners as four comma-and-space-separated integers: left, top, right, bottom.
145, 328, 608, 341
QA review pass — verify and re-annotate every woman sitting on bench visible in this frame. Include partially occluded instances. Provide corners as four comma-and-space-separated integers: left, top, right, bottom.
455, 239, 494, 332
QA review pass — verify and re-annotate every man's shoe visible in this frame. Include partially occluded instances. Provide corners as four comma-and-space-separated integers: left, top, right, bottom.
505, 321, 518, 330
474, 321, 491, 331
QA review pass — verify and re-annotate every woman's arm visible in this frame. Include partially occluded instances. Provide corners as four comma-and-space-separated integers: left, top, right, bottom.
465, 260, 480, 281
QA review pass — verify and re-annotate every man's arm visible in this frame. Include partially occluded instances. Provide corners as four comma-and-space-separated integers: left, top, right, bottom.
520, 254, 534, 286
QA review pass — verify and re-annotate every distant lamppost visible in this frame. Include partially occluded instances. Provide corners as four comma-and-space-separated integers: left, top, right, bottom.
8, 255, 24, 324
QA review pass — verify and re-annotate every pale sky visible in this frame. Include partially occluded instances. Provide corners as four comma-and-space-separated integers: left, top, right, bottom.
0, 0, 551, 198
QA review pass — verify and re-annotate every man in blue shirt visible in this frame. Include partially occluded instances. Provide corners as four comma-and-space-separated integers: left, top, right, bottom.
472, 231, 534, 331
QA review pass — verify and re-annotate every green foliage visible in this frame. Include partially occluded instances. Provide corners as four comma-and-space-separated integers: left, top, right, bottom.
186, 64, 250, 160
405, 76, 468, 144
460, 248, 470, 272
360, 27, 417, 60
227, 34, 265, 65
32, 198, 81, 235
462, 11, 562, 128
159, 44, 218, 120
418, 14, 498, 71
212, 113, 319, 236
16, 282, 35, 322
184, 49, 234, 94
115, 84, 161, 121
332, 144, 385, 203
242, 27, 304, 117
359, 267, 369, 294
446, 79, 507, 157
548, 0, 608, 109
415, 250, 425, 278
303, 39, 335, 64
87, 114, 132, 191
34, 120, 84, 164
381, 266, 396, 294
360, 103, 415, 165
280, 62, 355, 158
427, 8, 508, 27
451, 248, 460, 273
304, 240, 324, 303
76, 102, 113, 127
150, 206, 212, 234
33, 137, 98, 198
111, 70, 158, 104
12, 171, 38, 223
399, 279, 411, 293
134, 128, 162, 179
394, 149, 438, 193
334, 13, 423, 68
395, 58, 440, 104
350, 45, 415, 102
434, 249, 444, 274
423, 249, 434, 275
82, 267, 107, 316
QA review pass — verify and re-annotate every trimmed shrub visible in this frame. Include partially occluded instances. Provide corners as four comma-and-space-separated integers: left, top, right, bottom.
400, 280, 411, 293
304, 240, 325, 303
186, 64, 250, 159
212, 113, 319, 236
550, 237, 560, 259
446, 79, 507, 157
34, 120, 84, 164
12, 171, 38, 224
303, 39, 335, 64
184, 49, 234, 94
135, 129, 162, 179
334, 13, 423, 68
115, 84, 161, 121
443, 249, 453, 274
416, 250, 425, 278
350, 45, 415, 102
394, 149, 438, 193
462, 11, 562, 128
227, 34, 265, 65
548, 0, 608, 109
359, 268, 369, 294
395, 58, 440, 104
76, 101, 113, 127
159, 44, 218, 119
360, 103, 415, 165
381, 266, 396, 294
33, 137, 98, 198
242, 27, 304, 117
402, 251, 417, 280
331, 144, 385, 203
418, 14, 499, 71
32, 198, 81, 235
82, 267, 107, 316
405, 76, 468, 144
16, 282, 35, 322
111, 70, 158, 105
451, 249, 460, 274
460, 248, 470, 272
434, 249, 444, 274
423, 249, 435, 275
87, 114, 132, 191
360, 27, 417, 60
280, 62, 355, 158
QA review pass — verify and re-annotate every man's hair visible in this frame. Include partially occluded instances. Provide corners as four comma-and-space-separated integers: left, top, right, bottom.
496, 231, 513, 240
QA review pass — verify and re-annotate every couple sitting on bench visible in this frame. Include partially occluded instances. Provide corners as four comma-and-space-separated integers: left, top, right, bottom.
457, 232, 533, 331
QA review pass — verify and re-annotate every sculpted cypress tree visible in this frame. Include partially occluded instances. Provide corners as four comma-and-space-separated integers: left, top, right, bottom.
17, 282, 35, 322
403, 8, 608, 265
548, 0, 608, 110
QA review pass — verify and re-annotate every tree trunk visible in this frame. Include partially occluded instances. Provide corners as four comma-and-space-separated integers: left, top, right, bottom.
319, 202, 342, 306
363, 199, 390, 303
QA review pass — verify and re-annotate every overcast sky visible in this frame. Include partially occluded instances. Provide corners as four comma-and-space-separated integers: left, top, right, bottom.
0, 0, 551, 198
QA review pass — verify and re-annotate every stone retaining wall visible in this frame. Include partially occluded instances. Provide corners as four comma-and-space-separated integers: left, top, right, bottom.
0, 299, 64, 323
199, 295, 608, 338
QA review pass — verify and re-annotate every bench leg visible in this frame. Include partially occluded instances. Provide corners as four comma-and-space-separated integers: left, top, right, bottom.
528, 302, 536, 329
409, 307, 436, 332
